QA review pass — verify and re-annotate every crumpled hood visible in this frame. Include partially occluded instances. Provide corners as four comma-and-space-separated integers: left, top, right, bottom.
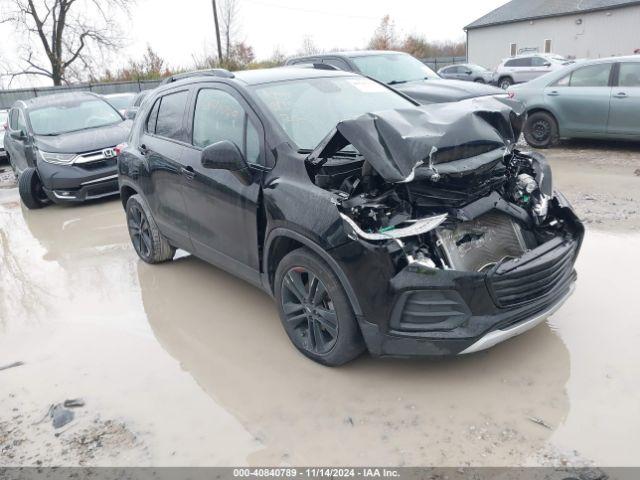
33, 121, 131, 154
308, 96, 525, 184
395, 78, 504, 104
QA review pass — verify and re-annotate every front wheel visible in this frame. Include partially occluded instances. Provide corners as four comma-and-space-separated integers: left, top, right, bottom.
126, 194, 175, 263
274, 248, 365, 366
524, 111, 559, 148
18, 168, 51, 209
499, 77, 513, 89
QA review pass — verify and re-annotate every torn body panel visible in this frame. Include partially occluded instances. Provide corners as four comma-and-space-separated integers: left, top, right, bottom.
305, 97, 583, 356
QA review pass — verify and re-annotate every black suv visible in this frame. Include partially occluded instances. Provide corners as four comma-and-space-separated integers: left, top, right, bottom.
286, 50, 504, 104
5, 92, 130, 209
118, 67, 583, 366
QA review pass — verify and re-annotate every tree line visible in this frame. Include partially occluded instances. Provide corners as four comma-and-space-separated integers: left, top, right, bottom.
0, 0, 465, 86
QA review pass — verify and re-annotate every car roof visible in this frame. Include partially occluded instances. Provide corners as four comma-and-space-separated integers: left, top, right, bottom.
291, 50, 409, 61
155, 66, 358, 93
103, 92, 136, 98
19, 91, 103, 109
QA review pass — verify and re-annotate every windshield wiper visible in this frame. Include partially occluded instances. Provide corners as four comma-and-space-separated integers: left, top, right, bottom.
388, 80, 408, 85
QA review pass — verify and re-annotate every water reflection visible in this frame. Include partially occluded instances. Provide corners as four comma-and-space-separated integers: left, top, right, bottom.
137, 255, 571, 465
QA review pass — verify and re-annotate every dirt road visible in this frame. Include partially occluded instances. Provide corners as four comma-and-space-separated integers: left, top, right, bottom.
1, 141, 639, 466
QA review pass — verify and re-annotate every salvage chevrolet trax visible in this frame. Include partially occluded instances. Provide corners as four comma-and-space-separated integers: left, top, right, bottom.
5, 92, 130, 209
118, 67, 584, 366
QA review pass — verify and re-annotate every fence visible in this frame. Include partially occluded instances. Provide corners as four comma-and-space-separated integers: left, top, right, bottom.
0, 79, 162, 110
421, 56, 467, 72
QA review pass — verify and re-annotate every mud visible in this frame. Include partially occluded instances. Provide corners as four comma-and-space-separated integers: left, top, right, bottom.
1, 142, 640, 467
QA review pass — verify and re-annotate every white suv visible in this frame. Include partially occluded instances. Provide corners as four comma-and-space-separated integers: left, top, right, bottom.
495, 54, 571, 89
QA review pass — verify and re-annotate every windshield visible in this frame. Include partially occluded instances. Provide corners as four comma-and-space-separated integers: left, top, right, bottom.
253, 76, 414, 151
28, 98, 122, 136
351, 53, 440, 85
105, 94, 136, 110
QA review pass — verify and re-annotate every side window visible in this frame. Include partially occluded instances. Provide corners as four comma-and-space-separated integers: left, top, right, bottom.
531, 56, 548, 67
146, 98, 161, 133
9, 109, 18, 130
155, 90, 189, 141
192, 89, 261, 164
567, 64, 612, 87
323, 58, 350, 71
16, 110, 27, 132
618, 63, 640, 87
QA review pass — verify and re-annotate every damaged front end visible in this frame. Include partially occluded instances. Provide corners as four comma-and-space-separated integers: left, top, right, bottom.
306, 97, 584, 356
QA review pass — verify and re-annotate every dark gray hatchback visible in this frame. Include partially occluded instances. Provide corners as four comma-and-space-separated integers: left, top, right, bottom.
4, 92, 130, 209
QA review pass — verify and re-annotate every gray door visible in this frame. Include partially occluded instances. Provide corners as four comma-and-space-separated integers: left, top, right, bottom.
545, 63, 613, 135
607, 62, 640, 135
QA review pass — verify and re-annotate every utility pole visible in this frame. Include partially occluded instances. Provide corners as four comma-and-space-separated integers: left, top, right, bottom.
211, 0, 223, 64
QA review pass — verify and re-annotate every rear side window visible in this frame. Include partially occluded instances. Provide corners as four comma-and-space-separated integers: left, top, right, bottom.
323, 58, 350, 71
557, 64, 612, 87
9, 109, 18, 130
192, 89, 261, 164
154, 91, 189, 141
618, 63, 640, 87
146, 98, 160, 133
505, 58, 531, 67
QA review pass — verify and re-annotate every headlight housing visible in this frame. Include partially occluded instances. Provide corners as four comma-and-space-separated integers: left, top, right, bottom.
38, 150, 77, 165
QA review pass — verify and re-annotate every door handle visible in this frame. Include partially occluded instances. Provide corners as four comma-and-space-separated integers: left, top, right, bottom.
181, 166, 195, 180
613, 92, 628, 99
547, 90, 559, 96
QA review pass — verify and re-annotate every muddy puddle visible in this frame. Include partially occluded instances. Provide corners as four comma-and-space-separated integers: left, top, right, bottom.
1, 151, 640, 466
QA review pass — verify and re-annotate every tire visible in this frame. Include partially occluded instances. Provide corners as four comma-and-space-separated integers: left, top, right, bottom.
125, 194, 175, 263
274, 248, 365, 366
498, 76, 513, 89
523, 111, 559, 149
18, 168, 51, 209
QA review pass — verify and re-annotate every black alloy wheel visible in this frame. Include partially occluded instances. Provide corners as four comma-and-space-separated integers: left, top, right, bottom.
281, 266, 338, 355
128, 202, 153, 260
125, 194, 175, 263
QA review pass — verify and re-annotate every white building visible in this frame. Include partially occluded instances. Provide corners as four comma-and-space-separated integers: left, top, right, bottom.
465, 0, 640, 69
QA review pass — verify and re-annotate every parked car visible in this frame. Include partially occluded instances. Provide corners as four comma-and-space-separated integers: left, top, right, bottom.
4, 92, 130, 209
495, 54, 572, 89
123, 90, 152, 120
117, 66, 583, 366
286, 50, 504, 104
0, 109, 8, 161
438, 63, 495, 83
103, 92, 137, 116
510, 56, 640, 148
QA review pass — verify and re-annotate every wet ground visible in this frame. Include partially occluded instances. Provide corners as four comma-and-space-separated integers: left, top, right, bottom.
1, 141, 640, 467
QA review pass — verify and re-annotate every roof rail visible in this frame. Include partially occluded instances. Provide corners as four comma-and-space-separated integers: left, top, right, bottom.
161, 68, 235, 85
288, 63, 338, 71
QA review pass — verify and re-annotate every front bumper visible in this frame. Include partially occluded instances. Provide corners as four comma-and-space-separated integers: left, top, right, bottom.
37, 158, 119, 203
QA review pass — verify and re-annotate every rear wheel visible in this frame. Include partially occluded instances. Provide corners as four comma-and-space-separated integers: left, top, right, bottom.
524, 111, 559, 148
126, 194, 175, 263
499, 76, 513, 89
474, 78, 485, 83
18, 168, 51, 209
274, 248, 365, 366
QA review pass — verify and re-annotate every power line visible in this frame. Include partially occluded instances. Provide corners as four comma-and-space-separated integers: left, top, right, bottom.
242, 0, 381, 20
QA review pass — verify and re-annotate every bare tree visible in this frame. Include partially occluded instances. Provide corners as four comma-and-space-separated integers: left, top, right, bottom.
368, 15, 397, 51
0, 0, 134, 86
219, 0, 239, 61
298, 35, 320, 56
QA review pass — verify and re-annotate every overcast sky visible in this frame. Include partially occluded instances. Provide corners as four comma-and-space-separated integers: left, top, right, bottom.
0, 0, 507, 87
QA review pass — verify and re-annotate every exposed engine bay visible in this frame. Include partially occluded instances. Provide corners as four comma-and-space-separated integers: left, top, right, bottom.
305, 97, 578, 275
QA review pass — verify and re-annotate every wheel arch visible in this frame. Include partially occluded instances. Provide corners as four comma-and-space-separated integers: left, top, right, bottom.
119, 180, 140, 209
263, 228, 363, 317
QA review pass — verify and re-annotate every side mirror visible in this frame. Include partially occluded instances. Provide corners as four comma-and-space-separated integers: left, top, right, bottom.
10, 129, 26, 140
124, 108, 137, 120
465, 69, 473, 75
543, 62, 551, 67
201, 140, 251, 185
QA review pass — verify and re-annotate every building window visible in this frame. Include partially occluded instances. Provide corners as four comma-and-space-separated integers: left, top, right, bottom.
510, 43, 517, 56
544, 39, 552, 53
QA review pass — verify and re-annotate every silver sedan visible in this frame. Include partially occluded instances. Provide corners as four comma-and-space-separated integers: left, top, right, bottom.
509, 56, 640, 148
